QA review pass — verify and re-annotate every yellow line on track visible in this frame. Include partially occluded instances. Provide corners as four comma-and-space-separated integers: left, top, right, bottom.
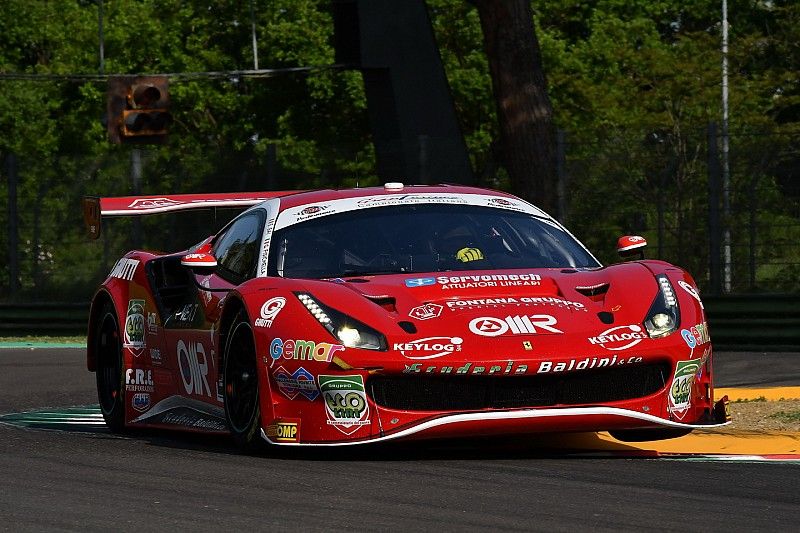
716, 386, 800, 402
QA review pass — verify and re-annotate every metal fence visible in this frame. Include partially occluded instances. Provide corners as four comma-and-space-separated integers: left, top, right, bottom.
1, 125, 799, 302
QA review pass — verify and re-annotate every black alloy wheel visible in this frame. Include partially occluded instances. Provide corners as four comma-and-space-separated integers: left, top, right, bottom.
95, 301, 125, 432
223, 315, 263, 452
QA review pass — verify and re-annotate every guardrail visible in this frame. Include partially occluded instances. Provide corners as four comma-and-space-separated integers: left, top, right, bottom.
0, 302, 89, 337
703, 295, 800, 352
0, 296, 798, 350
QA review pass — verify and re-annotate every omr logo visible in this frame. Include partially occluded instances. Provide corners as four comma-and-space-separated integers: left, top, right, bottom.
468, 315, 562, 337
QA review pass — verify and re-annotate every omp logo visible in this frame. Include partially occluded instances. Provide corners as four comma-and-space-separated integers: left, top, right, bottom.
468, 315, 562, 337
255, 296, 285, 328
109, 258, 139, 281
266, 420, 300, 442
177, 340, 211, 397
393, 336, 463, 360
587, 324, 647, 351
127, 197, 181, 209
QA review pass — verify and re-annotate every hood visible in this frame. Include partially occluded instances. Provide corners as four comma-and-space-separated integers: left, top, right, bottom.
297, 264, 668, 368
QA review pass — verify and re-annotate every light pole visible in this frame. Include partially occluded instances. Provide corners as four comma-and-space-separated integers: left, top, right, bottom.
721, 0, 732, 292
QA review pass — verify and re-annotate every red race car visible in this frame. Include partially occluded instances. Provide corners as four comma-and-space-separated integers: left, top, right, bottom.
83, 183, 728, 450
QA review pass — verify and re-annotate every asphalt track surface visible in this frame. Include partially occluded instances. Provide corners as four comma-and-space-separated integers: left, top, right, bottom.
0, 348, 798, 531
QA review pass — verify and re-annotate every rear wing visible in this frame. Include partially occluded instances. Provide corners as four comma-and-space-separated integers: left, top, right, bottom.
82, 191, 299, 239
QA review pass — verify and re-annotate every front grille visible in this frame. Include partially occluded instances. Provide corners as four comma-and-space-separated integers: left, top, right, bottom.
368, 362, 670, 411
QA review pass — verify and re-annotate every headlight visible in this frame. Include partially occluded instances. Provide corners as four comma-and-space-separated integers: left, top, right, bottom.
295, 292, 387, 351
643, 275, 680, 338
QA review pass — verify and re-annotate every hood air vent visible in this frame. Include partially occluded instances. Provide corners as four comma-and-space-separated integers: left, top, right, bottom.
575, 283, 610, 297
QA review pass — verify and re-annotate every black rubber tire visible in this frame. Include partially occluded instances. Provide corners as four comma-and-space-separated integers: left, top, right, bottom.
223, 314, 264, 453
94, 301, 126, 433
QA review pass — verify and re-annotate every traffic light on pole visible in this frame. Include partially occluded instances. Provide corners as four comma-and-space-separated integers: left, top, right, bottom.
107, 75, 172, 144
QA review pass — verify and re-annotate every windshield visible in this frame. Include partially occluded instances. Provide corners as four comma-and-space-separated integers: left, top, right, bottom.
268, 204, 600, 279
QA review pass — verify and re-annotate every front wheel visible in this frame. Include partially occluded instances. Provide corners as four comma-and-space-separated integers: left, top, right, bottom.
223, 315, 263, 452
95, 301, 126, 432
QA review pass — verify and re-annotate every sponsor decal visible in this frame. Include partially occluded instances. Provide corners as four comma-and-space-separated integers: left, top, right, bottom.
147, 312, 158, 334
405, 277, 436, 288
199, 276, 212, 305
403, 360, 529, 375
266, 419, 301, 443
356, 194, 463, 208
170, 303, 199, 327
393, 336, 463, 360
403, 356, 645, 376
127, 197, 181, 209
587, 324, 647, 351
677, 280, 704, 309
468, 315, 562, 337
123, 299, 146, 355
273, 366, 319, 401
405, 273, 542, 290
668, 359, 701, 419
255, 296, 285, 328
268, 338, 345, 367
160, 413, 227, 431
293, 204, 331, 224
681, 322, 711, 353
536, 355, 643, 374
125, 368, 154, 393
488, 198, 515, 207
149, 348, 162, 365
318, 375, 370, 435
258, 214, 277, 277
132, 393, 151, 413
109, 258, 139, 281
408, 303, 443, 320
438, 273, 541, 290
445, 296, 585, 310
177, 340, 211, 397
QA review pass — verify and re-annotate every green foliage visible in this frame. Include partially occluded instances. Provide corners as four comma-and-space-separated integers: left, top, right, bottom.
0, 0, 798, 298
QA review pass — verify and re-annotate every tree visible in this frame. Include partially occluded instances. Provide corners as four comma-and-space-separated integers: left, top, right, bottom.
468, 0, 557, 212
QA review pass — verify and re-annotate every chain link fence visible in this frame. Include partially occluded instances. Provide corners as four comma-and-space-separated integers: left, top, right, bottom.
2, 126, 799, 302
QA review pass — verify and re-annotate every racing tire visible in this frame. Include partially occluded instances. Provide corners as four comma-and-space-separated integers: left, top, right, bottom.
94, 301, 126, 433
223, 314, 264, 453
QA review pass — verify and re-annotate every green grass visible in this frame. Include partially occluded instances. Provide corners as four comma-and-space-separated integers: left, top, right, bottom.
0, 335, 86, 344
768, 410, 800, 423
731, 396, 767, 403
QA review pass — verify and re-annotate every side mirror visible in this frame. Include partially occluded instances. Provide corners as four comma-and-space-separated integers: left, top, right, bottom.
181, 252, 218, 273
617, 235, 647, 260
